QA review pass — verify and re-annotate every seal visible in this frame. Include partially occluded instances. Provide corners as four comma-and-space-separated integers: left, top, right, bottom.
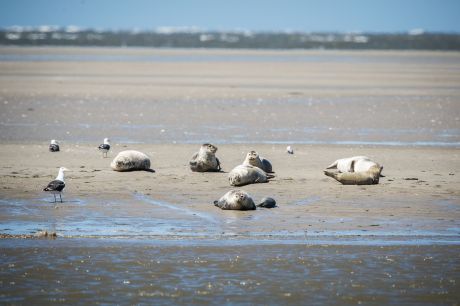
213, 190, 256, 210
189, 143, 221, 172
326, 156, 371, 172
352, 158, 383, 173
111, 150, 151, 171
228, 164, 275, 186
242, 150, 273, 173
324, 165, 383, 185
257, 197, 277, 208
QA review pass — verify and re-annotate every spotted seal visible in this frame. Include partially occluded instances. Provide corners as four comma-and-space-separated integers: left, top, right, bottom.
189, 143, 221, 172
228, 164, 274, 186
242, 150, 273, 173
214, 190, 256, 210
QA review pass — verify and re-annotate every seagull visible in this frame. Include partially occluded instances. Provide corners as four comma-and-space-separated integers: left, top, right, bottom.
98, 138, 111, 158
286, 146, 294, 154
49, 139, 60, 152
43, 167, 69, 203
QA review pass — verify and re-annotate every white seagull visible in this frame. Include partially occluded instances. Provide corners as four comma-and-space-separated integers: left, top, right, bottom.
98, 138, 111, 158
49, 139, 60, 152
286, 146, 294, 154
43, 167, 69, 203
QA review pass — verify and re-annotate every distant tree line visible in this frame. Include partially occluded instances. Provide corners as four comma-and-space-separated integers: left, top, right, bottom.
1, 29, 460, 50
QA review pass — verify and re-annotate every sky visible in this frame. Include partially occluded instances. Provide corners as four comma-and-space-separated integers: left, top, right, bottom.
0, 0, 459, 33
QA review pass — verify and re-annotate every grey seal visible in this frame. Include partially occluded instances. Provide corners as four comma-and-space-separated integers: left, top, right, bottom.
189, 143, 221, 172
214, 190, 256, 210
242, 150, 273, 173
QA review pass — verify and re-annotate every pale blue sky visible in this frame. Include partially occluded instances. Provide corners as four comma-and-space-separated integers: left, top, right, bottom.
1, 0, 459, 32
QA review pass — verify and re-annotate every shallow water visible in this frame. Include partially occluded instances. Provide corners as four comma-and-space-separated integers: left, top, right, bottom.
0, 239, 459, 305
1, 95, 459, 146
1, 194, 459, 240
1, 49, 459, 64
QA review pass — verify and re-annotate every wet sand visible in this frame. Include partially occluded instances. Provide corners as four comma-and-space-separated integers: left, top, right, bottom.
1, 47, 460, 304
0, 143, 459, 239
1, 47, 459, 145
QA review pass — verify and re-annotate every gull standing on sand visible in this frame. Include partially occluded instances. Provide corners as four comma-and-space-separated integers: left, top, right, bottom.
43, 167, 69, 203
49, 139, 60, 152
286, 146, 294, 154
98, 138, 111, 158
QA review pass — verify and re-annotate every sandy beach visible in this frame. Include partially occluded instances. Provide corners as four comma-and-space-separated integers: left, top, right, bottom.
0, 47, 459, 304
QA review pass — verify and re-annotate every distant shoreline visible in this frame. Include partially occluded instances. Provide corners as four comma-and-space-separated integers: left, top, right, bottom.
1, 29, 460, 50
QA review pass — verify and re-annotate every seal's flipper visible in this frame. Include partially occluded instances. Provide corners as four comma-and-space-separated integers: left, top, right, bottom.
349, 160, 356, 173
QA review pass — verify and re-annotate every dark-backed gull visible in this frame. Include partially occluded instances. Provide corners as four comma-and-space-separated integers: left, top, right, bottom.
49, 139, 60, 152
43, 167, 69, 203
98, 138, 110, 158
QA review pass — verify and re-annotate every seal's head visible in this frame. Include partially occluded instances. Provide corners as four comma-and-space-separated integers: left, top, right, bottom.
202, 143, 218, 154
229, 173, 241, 186
369, 165, 384, 183
246, 150, 259, 161
233, 190, 256, 210
234, 190, 247, 203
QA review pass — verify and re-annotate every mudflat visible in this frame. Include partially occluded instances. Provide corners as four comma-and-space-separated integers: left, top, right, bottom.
0, 47, 459, 304
0, 47, 459, 238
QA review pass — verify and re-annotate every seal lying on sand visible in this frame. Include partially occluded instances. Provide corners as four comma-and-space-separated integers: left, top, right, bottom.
242, 150, 273, 173
324, 164, 383, 185
228, 164, 275, 186
326, 156, 371, 172
189, 143, 221, 172
214, 190, 256, 210
111, 150, 151, 171
326, 156, 383, 174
